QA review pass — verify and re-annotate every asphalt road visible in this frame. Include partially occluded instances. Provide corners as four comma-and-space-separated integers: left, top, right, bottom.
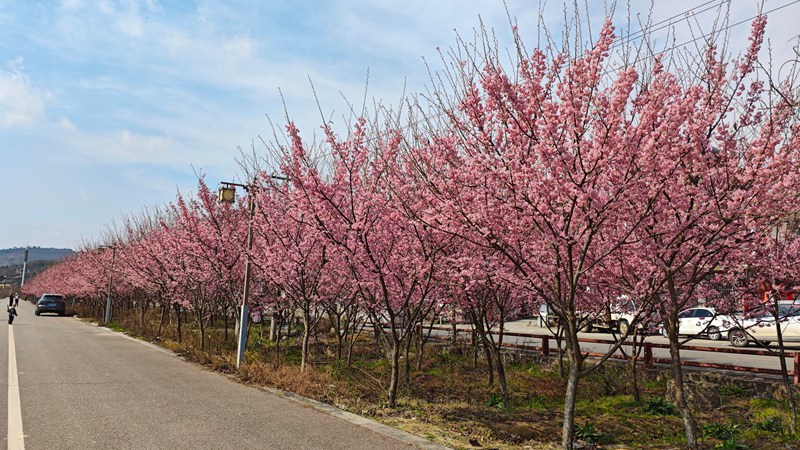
3, 299, 441, 450
490, 320, 798, 376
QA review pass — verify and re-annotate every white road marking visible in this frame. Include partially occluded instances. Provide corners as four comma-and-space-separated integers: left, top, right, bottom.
8, 325, 25, 449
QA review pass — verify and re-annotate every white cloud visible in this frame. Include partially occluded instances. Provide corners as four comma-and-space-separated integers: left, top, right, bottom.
58, 116, 76, 131
223, 35, 257, 60
59, 0, 83, 11
123, 168, 181, 195
116, 13, 145, 39
111, 129, 172, 162
0, 58, 47, 127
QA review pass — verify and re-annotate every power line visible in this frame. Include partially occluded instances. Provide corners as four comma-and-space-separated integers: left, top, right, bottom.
356, 0, 800, 146
611, 0, 727, 50
668, 0, 800, 53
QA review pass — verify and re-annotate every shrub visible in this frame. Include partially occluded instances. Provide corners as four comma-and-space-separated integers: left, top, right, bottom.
573, 421, 606, 444
753, 416, 783, 433
717, 384, 752, 397
485, 393, 505, 409
645, 397, 676, 415
702, 422, 739, 440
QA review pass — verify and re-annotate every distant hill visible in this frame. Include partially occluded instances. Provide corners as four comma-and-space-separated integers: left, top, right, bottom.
0, 247, 74, 266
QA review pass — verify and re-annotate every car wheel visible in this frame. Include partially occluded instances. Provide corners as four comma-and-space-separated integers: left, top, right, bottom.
579, 320, 593, 333
35, 310, 40, 316
707, 326, 722, 341
729, 329, 748, 347
759, 341, 771, 347
618, 320, 630, 335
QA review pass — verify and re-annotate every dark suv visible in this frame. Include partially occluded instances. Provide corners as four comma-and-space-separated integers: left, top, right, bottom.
35, 294, 69, 316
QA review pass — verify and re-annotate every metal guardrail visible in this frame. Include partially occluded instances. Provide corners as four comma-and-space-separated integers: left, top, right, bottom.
426, 325, 800, 384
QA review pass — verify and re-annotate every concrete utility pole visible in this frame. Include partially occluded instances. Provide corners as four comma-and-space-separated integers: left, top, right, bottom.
20, 246, 29, 288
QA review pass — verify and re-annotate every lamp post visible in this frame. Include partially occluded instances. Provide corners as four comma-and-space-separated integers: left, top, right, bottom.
99, 244, 117, 324
219, 174, 287, 368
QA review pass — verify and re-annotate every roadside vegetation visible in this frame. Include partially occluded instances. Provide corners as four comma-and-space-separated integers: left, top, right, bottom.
74, 304, 798, 450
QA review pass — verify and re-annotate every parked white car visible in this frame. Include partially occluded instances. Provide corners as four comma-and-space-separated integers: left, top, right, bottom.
577, 297, 643, 334
660, 306, 736, 341
728, 303, 800, 347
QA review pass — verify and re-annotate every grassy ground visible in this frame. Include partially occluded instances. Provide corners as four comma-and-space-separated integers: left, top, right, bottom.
177, 343, 796, 448
100, 315, 798, 449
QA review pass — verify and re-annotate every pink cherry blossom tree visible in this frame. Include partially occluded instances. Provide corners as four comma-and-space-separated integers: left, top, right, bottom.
119, 210, 190, 339
415, 10, 800, 446
727, 218, 800, 434
250, 178, 336, 371
170, 179, 249, 349
446, 244, 525, 408
417, 19, 675, 447
278, 117, 450, 406
614, 16, 800, 446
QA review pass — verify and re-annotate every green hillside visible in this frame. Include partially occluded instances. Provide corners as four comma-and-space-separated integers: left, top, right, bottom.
0, 247, 74, 266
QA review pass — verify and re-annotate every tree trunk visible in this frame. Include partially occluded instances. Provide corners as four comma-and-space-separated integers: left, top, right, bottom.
270, 312, 279, 342
774, 315, 798, 434
301, 314, 311, 372
388, 340, 401, 407
140, 298, 146, 329
494, 321, 509, 408
403, 328, 414, 385
199, 318, 206, 350
275, 315, 284, 358
629, 353, 641, 404
175, 304, 183, 343
347, 335, 355, 367
668, 329, 698, 448
224, 306, 230, 344
483, 335, 495, 385
561, 362, 580, 450
371, 315, 386, 354
627, 333, 645, 404
495, 347, 509, 408
157, 302, 167, 338
415, 322, 427, 371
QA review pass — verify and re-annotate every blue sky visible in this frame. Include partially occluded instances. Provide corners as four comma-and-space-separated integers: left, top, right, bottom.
1, 0, 798, 250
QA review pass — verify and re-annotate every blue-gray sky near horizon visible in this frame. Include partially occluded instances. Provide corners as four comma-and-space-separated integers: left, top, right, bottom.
1, 0, 798, 250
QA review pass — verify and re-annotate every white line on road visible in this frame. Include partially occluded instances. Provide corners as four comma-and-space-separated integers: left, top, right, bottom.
8, 325, 25, 449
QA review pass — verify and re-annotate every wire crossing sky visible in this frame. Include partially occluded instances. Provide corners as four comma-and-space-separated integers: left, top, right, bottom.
1, 0, 798, 249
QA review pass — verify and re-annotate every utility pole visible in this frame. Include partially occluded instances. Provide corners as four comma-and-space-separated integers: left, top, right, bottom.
218, 174, 288, 368
20, 246, 29, 288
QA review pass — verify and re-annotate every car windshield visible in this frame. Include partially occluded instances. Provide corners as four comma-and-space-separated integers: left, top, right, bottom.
615, 300, 635, 312
779, 305, 800, 317
746, 305, 800, 320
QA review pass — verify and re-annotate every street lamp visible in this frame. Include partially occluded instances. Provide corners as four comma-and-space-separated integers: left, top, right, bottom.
218, 174, 288, 368
98, 244, 117, 324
